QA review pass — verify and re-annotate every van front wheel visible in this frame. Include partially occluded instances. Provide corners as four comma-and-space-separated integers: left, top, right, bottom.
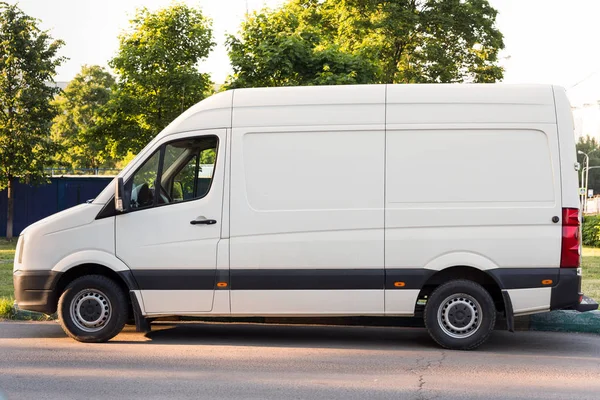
424, 280, 496, 350
57, 275, 127, 343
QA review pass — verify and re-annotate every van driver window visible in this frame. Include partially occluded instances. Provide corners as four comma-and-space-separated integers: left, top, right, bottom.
127, 136, 218, 211
129, 150, 160, 210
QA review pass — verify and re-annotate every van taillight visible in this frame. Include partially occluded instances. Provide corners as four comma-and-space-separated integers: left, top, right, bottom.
560, 208, 580, 268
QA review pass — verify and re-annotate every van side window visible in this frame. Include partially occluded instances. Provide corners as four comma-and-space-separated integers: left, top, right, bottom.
165, 137, 217, 203
126, 135, 218, 211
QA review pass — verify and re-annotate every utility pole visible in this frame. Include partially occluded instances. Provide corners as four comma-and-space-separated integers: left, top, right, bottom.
579, 150, 590, 209
586, 158, 591, 211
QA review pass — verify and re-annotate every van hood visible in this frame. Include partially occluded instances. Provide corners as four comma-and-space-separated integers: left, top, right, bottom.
20, 203, 105, 237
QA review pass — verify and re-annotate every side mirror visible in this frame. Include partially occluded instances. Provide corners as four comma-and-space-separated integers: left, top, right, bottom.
115, 177, 125, 212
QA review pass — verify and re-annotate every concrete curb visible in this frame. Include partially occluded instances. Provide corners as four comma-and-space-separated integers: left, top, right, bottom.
13, 309, 51, 321
525, 310, 600, 334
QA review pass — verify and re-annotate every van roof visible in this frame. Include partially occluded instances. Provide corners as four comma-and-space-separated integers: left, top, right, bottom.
158, 83, 559, 138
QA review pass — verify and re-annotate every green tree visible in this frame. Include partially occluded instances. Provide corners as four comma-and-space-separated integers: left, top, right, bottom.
51, 65, 116, 171
227, 0, 504, 88
577, 135, 600, 195
333, 0, 505, 83
226, 0, 377, 88
0, 2, 64, 239
106, 3, 215, 158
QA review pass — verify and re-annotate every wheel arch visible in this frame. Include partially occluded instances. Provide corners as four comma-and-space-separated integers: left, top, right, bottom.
416, 265, 505, 315
49, 250, 137, 316
54, 263, 134, 300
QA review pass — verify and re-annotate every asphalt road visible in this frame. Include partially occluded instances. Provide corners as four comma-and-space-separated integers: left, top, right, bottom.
0, 321, 599, 400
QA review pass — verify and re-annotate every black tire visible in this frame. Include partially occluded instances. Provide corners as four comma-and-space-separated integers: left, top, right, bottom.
424, 279, 496, 350
57, 275, 128, 343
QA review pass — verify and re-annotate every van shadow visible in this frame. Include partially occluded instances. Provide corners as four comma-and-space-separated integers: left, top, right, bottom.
129, 322, 439, 351
118, 321, 598, 357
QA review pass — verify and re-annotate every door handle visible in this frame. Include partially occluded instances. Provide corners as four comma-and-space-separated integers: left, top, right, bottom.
190, 216, 217, 225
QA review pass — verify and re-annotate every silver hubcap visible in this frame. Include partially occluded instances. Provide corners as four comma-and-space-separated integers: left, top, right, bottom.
70, 289, 112, 332
437, 293, 482, 339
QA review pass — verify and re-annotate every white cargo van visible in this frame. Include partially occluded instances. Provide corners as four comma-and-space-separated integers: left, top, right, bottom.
13, 84, 598, 350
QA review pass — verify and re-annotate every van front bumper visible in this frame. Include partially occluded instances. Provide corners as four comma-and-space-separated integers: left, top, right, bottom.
13, 270, 62, 314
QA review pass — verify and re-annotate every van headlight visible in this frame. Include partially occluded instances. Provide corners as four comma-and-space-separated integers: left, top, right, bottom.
17, 235, 24, 264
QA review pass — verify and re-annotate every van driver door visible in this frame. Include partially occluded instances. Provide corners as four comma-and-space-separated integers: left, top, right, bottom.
115, 129, 226, 314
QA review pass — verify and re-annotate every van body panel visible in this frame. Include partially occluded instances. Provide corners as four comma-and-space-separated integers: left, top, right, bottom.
386, 84, 555, 106
553, 86, 580, 209
215, 239, 231, 313
385, 85, 563, 314
421, 252, 500, 271
14, 204, 114, 274
229, 128, 386, 313
229, 88, 386, 314
160, 90, 233, 135
384, 290, 421, 315
232, 85, 385, 127
230, 290, 383, 315
51, 249, 130, 273
507, 287, 552, 315
141, 290, 215, 314
229, 126, 385, 236
220, 129, 232, 239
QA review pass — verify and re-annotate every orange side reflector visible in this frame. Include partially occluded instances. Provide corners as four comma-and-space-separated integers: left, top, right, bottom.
394, 281, 406, 287
217, 282, 228, 288
542, 279, 553, 285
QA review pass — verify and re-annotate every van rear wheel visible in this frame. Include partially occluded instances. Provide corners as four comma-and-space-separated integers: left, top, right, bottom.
424, 279, 496, 350
57, 275, 127, 343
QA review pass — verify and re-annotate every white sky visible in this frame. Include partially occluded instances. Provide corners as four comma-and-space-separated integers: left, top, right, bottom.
7, 0, 600, 106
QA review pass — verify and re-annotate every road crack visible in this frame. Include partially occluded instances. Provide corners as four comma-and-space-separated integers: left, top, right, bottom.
414, 351, 446, 400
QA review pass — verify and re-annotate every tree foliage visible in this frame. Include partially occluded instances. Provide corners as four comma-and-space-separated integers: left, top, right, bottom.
227, 0, 504, 88
336, 0, 505, 83
582, 215, 600, 247
0, 2, 64, 238
51, 65, 116, 170
226, 1, 377, 88
105, 3, 215, 158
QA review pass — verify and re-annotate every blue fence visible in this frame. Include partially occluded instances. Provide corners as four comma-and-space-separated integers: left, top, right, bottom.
0, 177, 113, 237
